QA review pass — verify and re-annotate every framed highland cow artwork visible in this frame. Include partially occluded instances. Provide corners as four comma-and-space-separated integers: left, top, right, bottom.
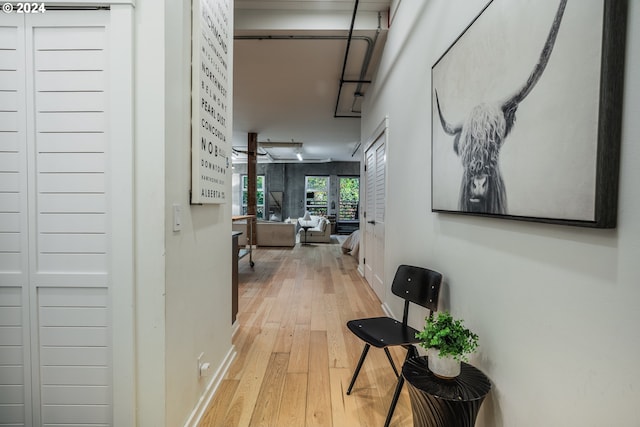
431, 0, 626, 228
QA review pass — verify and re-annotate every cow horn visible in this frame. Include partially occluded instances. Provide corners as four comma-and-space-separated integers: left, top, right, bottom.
505, 0, 567, 107
435, 90, 462, 136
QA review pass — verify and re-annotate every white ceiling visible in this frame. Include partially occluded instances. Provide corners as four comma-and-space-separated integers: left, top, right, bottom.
232, 0, 392, 163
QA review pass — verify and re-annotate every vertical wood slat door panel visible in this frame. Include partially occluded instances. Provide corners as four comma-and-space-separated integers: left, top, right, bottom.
38, 254, 108, 274
36, 71, 105, 92
38, 194, 106, 213
0, 365, 24, 385
32, 12, 111, 408
40, 346, 109, 366
0, 112, 19, 131
39, 213, 106, 233
0, 70, 19, 91
40, 403, 110, 425
36, 49, 106, 71
0, 192, 20, 211
37, 112, 106, 132
0, 213, 20, 232
30, 14, 112, 425
37, 173, 105, 193
36, 92, 106, 114
373, 139, 386, 299
0, 128, 19, 151
375, 142, 385, 224
38, 153, 105, 172
33, 25, 106, 50
41, 384, 110, 404
0, 173, 19, 192
0, 152, 20, 170
0, 14, 29, 427
364, 147, 376, 286
0, 51, 18, 69
0, 11, 113, 426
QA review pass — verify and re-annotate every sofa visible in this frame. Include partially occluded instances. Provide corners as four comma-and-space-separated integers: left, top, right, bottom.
232, 220, 296, 247
297, 215, 332, 243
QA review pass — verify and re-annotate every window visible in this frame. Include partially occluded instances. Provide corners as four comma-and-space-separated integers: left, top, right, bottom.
339, 177, 359, 220
305, 176, 329, 216
242, 175, 265, 219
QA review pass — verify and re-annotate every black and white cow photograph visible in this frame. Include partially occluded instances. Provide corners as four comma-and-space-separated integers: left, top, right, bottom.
431, 0, 620, 225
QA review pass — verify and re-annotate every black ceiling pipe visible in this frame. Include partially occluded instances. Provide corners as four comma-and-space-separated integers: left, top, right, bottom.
334, 0, 360, 118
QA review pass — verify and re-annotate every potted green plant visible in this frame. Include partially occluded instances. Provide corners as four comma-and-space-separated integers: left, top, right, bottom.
415, 311, 479, 379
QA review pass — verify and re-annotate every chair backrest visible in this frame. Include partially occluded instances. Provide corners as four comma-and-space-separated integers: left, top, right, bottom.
391, 264, 442, 325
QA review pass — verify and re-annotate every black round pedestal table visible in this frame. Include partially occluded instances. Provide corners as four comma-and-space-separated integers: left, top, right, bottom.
402, 356, 491, 427
300, 225, 312, 245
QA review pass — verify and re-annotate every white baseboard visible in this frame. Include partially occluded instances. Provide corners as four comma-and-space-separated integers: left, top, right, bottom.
357, 264, 364, 276
183, 345, 237, 427
231, 319, 239, 338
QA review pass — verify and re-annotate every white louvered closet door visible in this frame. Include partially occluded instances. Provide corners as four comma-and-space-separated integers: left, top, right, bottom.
0, 11, 112, 427
363, 132, 386, 301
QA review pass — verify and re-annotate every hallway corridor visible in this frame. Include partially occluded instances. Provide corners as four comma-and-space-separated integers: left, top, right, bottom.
199, 241, 413, 426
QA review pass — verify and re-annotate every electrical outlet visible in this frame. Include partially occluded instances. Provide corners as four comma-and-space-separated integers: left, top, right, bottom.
197, 352, 211, 378
197, 352, 204, 378
200, 362, 211, 377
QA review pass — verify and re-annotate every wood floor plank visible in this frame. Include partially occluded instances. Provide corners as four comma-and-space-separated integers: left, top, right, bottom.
321, 266, 335, 295
223, 323, 279, 427
288, 323, 310, 374
266, 291, 287, 324
198, 379, 239, 427
272, 296, 298, 354
271, 278, 296, 351
276, 373, 308, 427
351, 386, 382, 427
310, 287, 327, 331
306, 330, 332, 427
248, 352, 289, 427
329, 367, 360, 427
227, 301, 272, 380
324, 294, 349, 369
295, 283, 313, 326
227, 326, 258, 380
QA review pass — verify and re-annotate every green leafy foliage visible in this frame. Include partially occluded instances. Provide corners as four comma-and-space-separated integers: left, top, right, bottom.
415, 311, 479, 362
306, 177, 328, 191
339, 177, 359, 220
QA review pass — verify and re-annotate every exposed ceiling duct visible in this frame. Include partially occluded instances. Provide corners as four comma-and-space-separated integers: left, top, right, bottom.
335, 0, 382, 117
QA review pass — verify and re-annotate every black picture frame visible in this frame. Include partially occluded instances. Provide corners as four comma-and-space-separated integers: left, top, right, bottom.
430, 0, 626, 228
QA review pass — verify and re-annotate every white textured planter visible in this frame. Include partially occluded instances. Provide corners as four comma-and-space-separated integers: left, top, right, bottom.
427, 348, 461, 379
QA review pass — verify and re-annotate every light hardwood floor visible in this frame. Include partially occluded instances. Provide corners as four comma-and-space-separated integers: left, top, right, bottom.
199, 240, 414, 427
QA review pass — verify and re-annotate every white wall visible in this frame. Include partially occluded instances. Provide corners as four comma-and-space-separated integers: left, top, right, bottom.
133, 0, 234, 425
164, 0, 234, 425
133, 0, 167, 425
363, 1, 640, 426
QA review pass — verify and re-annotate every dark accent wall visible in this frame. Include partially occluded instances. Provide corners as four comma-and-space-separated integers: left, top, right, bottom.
233, 161, 360, 220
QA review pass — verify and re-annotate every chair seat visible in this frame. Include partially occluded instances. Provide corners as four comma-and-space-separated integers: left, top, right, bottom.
347, 317, 421, 349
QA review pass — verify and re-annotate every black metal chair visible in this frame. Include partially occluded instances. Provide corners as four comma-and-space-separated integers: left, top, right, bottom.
346, 264, 442, 427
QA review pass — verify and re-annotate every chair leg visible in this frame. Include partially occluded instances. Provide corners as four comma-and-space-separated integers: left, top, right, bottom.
384, 348, 399, 377
346, 344, 370, 395
384, 375, 404, 427
384, 345, 419, 427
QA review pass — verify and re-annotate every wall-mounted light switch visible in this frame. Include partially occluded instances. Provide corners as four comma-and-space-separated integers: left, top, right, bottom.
173, 203, 182, 232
